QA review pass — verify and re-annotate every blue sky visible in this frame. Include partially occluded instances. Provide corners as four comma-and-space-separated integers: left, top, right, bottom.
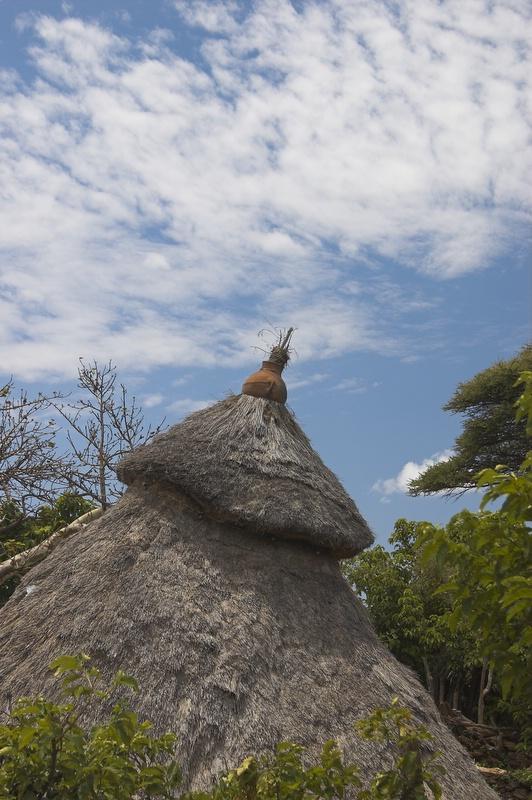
0, 0, 530, 544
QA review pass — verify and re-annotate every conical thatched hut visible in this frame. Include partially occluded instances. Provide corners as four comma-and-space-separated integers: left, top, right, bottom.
0, 339, 496, 798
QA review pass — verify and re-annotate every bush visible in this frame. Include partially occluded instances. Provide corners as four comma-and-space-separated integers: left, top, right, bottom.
0, 655, 181, 800
0, 656, 443, 800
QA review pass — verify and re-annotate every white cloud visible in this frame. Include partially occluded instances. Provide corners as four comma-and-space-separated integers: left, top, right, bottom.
175, 1, 239, 34
332, 377, 378, 394
288, 372, 329, 390
373, 449, 454, 496
142, 392, 165, 408
0, 2, 531, 379
166, 398, 212, 416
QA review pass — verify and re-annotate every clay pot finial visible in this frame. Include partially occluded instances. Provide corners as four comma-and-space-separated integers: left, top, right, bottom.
242, 328, 294, 404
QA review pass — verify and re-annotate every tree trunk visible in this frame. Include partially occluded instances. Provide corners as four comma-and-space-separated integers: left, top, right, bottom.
452, 684, 460, 711
477, 657, 494, 724
422, 656, 435, 701
99, 400, 108, 510
438, 674, 446, 707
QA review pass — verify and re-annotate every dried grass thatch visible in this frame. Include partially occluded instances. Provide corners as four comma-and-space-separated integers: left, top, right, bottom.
118, 394, 373, 558
0, 482, 496, 798
0, 393, 497, 797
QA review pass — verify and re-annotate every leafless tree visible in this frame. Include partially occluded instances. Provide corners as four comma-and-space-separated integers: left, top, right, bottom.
0, 382, 71, 534
52, 360, 165, 509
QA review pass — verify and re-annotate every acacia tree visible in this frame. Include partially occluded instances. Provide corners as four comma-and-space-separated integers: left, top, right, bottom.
52, 360, 165, 509
409, 344, 531, 495
420, 372, 532, 730
0, 382, 71, 534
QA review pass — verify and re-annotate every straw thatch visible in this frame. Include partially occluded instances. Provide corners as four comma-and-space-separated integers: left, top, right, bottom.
0, 393, 497, 798
0, 483, 496, 798
118, 394, 373, 558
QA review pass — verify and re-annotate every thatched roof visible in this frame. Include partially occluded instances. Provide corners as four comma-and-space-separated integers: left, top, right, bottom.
117, 394, 373, 558
0, 377, 497, 797
0, 483, 497, 798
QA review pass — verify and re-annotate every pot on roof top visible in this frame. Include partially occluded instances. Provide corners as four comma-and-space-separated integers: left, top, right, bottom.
241, 327, 294, 404
242, 360, 287, 404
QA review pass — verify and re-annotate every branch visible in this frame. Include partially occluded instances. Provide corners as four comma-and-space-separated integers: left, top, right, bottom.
0, 514, 26, 536
0, 507, 104, 587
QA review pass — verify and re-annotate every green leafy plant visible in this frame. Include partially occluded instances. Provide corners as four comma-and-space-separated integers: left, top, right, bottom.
356, 698, 442, 800
419, 371, 532, 733
0, 654, 181, 799
185, 740, 361, 800
0, 656, 443, 800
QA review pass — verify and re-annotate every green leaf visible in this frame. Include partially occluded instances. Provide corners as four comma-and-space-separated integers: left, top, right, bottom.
112, 671, 139, 693
50, 654, 89, 674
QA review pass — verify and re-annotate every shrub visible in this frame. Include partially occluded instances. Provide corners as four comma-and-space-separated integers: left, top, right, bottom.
0, 656, 443, 800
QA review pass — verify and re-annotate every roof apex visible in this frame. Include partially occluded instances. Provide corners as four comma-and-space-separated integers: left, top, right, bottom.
117, 394, 373, 557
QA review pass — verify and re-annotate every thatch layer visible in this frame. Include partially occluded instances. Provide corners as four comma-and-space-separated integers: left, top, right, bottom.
0, 484, 496, 798
117, 394, 373, 558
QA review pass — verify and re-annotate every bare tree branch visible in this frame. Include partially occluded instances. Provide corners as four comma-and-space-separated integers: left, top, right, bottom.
0, 381, 73, 522
50, 360, 165, 509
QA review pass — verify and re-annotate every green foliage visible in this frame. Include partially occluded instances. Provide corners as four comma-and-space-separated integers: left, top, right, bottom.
510, 767, 532, 789
422, 507, 531, 707
514, 371, 532, 436
421, 484, 532, 720
0, 654, 181, 800
342, 520, 479, 708
0, 657, 443, 800
0, 494, 94, 556
0, 494, 95, 607
356, 698, 443, 800
185, 741, 361, 800
410, 344, 532, 495
419, 371, 532, 733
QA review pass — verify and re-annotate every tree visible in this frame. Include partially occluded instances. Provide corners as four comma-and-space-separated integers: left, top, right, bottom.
52, 360, 165, 509
409, 344, 532, 495
0, 382, 71, 534
344, 370, 532, 734
341, 520, 480, 715
0, 360, 165, 606
420, 371, 532, 732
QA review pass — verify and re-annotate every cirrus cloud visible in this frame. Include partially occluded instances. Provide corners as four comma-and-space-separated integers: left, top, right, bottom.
0, 1, 530, 379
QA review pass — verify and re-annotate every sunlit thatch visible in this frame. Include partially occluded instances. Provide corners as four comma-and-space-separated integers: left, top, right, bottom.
0, 392, 496, 798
